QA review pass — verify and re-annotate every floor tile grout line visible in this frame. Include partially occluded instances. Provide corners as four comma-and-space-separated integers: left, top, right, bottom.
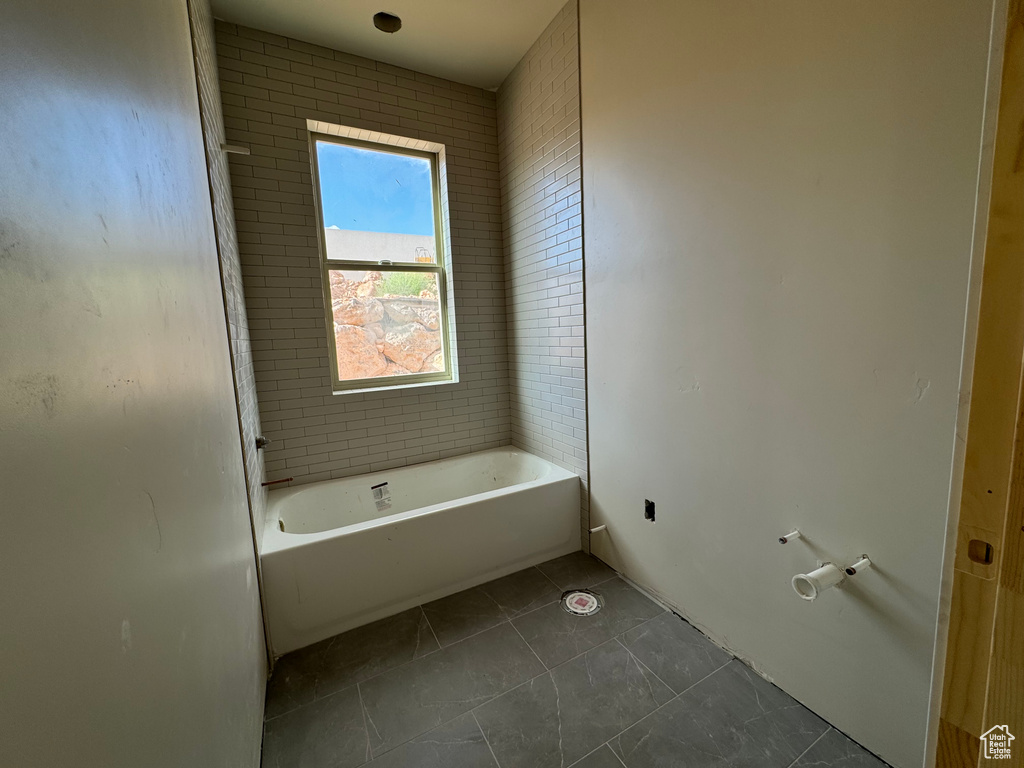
266, 623, 531, 745
784, 727, 832, 768
263, 614, 447, 724
377, 641, 733, 768
509, 594, 562, 620
366, 620, 662, 761
509, 616, 550, 671
443, 621, 727, 763
506, 594, 563, 623
264, 594, 695, 727
264, 597, 566, 725
471, 710, 504, 768
613, 636, 676, 698
566, 737, 624, 768
560, 642, 735, 768
344, 579, 684, 759
427, 616, 518, 649
615, 610, 740, 690
419, 605, 443, 651
264, 561, 656, 745
265, 559, 624, 722
266, 558, 862, 768
534, 564, 571, 592
305, 604, 732, 764
355, 682, 372, 766
278, 618, 513, 721
582, 658, 736, 767
591, 572, 624, 588
476, 582, 515, 621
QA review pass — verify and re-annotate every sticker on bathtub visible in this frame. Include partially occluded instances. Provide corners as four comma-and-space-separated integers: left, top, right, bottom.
371, 482, 391, 512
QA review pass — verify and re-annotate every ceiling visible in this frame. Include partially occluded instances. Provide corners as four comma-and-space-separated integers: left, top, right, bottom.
210, 0, 569, 90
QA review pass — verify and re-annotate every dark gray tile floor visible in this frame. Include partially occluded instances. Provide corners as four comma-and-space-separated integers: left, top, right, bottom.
261, 551, 891, 768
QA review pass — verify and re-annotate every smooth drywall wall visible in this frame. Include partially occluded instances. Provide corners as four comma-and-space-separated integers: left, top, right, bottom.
215, 23, 511, 486
580, 2, 995, 766
497, 0, 588, 548
0, 0, 267, 765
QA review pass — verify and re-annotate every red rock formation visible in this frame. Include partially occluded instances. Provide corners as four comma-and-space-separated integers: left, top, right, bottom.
334, 324, 387, 380
332, 297, 384, 327
383, 322, 442, 371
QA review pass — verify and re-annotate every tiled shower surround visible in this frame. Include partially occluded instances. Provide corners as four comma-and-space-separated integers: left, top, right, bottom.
189, 0, 267, 534
260, 553, 889, 768
215, 22, 511, 484
214, 4, 591, 550
214, 2, 590, 519
498, 2, 590, 542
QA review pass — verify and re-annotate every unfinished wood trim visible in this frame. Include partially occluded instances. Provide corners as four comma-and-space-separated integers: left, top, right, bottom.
992, 1, 1024, 600
939, 2, 1024, 763
941, 572, 999, 733
937, 720, 983, 768
982, 0, 1024, 745
937, 719, 981, 768
938, 0, 1024, 758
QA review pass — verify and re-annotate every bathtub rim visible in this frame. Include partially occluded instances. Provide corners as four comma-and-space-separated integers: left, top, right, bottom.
261, 447, 578, 553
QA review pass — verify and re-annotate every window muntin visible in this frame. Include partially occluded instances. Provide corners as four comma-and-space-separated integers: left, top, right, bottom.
310, 134, 452, 391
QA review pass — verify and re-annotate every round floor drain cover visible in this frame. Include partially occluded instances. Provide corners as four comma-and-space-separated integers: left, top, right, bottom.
561, 589, 603, 616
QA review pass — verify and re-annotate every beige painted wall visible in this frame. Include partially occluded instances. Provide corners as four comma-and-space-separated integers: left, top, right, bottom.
0, 0, 267, 765
580, 2, 996, 766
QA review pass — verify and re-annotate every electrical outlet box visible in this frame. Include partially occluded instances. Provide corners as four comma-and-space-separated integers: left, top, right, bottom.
644, 499, 655, 522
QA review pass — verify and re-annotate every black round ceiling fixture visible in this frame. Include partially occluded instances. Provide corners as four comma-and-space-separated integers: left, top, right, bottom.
373, 12, 402, 34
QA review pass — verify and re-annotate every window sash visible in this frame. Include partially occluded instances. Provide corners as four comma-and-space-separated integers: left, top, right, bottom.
310, 132, 445, 267
321, 263, 452, 391
310, 132, 453, 393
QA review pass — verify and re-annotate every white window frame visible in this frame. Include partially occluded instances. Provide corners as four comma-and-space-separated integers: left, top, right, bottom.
308, 126, 457, 394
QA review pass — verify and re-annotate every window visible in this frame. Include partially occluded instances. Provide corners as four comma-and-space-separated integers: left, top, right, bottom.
310, 132, 454, 392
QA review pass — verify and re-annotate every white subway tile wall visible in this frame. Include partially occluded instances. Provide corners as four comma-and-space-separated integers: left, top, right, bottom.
215, 22, 511, 485
189, 0, 268, 537
497, 2, 588, 545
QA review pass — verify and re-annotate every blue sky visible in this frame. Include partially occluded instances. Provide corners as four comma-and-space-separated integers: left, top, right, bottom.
316, 142, 435, 236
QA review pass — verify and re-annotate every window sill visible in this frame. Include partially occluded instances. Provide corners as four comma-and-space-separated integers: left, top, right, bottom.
331, 375, 459, 396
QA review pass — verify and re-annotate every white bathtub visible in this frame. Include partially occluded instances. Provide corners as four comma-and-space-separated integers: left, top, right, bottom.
260, 447, 580, 655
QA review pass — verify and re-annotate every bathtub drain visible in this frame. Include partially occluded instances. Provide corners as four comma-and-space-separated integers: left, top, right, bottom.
561, 589, 603, 616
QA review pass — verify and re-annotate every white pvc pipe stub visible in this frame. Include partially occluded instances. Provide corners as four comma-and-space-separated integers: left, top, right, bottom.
845, 555, 872, 576
792, 562, 845, 601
